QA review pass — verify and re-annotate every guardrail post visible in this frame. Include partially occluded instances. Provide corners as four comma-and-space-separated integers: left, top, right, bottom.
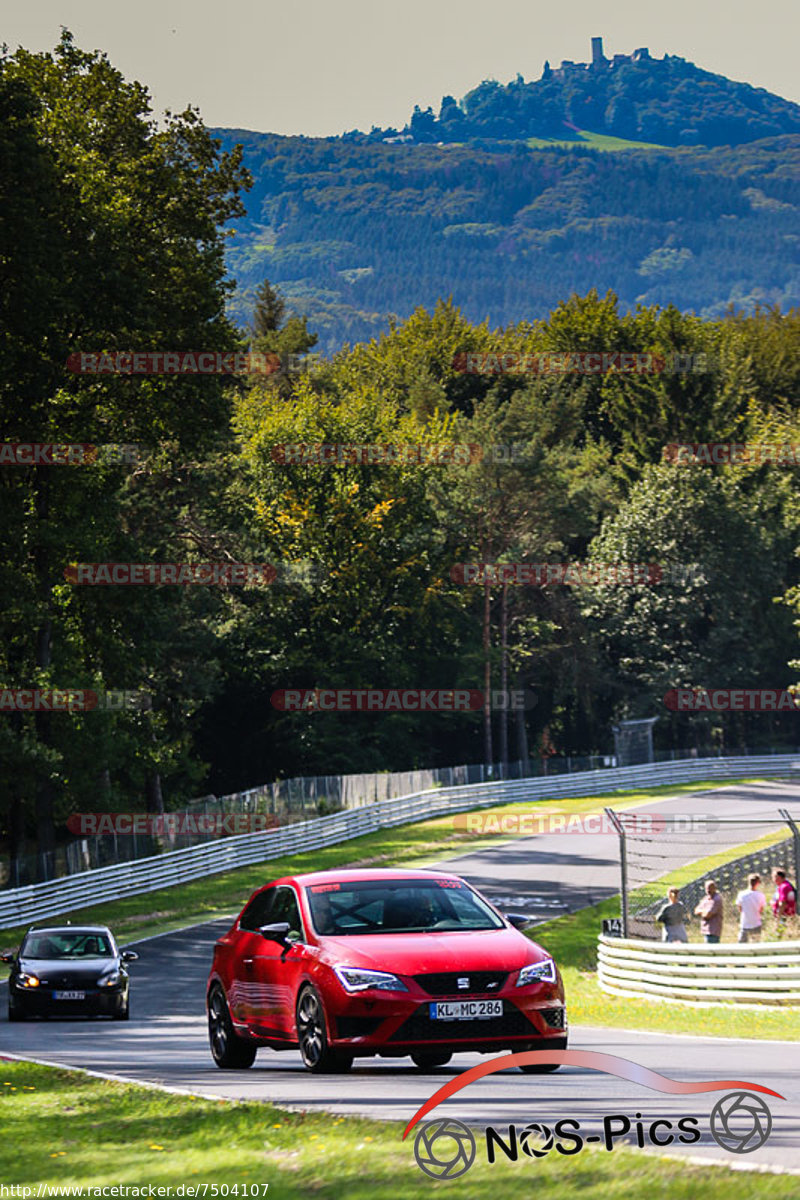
604, 807, 628, 938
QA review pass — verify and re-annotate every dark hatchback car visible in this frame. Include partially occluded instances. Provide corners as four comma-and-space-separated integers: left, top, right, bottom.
3, 925, 138, 1020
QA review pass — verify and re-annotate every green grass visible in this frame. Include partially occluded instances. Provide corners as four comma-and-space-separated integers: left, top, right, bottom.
0, 1061, 796, 1197
532, 824, 800, 1041
0, 778, 753, 951
526, 128, 668, 152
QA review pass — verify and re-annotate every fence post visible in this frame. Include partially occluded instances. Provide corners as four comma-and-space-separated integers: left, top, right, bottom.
779, 808, 800, 891
605, 807, 628, 937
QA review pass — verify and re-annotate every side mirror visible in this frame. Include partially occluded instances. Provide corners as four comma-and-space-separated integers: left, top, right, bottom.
259, 922, 291, 945
121, 950, 139, 963
0, 952, 15, 964
504, 913, 530, 930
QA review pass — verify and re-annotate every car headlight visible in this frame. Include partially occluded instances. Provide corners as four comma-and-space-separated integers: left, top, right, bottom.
98, 971, 121, 988
516, 958, 557, 987
334, 966, 408, 993
17, 973, 40, 989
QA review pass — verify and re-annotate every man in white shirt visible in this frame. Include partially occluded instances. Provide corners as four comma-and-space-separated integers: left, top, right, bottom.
735, 873, 766, 942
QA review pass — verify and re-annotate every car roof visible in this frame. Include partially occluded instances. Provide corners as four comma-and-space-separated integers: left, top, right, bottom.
26, 925, 113, 935
274, 868, 462, 888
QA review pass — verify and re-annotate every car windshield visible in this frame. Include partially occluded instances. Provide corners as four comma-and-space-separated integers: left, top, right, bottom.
22, 932, 113, 959
306, 879, 504, 935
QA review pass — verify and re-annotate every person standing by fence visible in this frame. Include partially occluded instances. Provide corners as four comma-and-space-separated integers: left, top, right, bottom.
735, 874, 766, 942
771, 869, 797, 938
655, 887, 689, 942
694, 879, 723, 943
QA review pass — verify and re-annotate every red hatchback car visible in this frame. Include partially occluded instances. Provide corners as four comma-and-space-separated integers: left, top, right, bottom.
206, 868, 567, 1073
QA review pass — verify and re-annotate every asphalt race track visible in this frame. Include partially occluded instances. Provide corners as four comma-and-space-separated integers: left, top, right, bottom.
2, 782, 799, 1173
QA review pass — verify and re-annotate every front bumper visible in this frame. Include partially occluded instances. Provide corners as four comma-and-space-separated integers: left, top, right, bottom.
10, 985, 127, 1018
323, 979, 566, 1056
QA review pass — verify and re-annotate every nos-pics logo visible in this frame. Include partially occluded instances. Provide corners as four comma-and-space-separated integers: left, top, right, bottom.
405, 1051, 782, 1179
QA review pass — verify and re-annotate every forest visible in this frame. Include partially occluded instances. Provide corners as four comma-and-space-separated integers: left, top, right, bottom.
215, 128, 800, 354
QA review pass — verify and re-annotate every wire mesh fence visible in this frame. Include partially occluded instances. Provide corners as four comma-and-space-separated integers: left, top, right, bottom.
612, 809, 800, 941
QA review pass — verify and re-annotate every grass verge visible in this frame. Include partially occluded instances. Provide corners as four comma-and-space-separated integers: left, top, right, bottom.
0, 1060, 796, 1197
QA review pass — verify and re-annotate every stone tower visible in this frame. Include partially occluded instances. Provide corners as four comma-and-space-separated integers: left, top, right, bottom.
591, 36, 605, 64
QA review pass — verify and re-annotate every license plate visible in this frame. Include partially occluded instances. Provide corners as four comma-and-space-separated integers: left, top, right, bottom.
53, 991, 85, 1000
429, 999, 503, 1021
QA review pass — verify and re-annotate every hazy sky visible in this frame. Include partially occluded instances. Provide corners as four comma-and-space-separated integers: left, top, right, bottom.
5, 0, 799, 136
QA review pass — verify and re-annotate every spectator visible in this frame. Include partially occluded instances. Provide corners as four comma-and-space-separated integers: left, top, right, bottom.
694, 879, 723, 943
655, 887, 688, 942
735, 874, 766, 942
771, 869, 797, 937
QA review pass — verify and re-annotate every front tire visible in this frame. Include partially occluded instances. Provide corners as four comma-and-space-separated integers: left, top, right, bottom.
208, 986, 257, 1069
7, 1003, 26, 1022
296, 985, 352, 1073
114, 998, 130, 1021
519, 1035, 568, 1074
411, 1051, 452, 1069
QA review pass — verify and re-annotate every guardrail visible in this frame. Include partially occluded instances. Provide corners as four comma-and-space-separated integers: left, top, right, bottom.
1, 753, 798, 932
598, 934, 800, 1005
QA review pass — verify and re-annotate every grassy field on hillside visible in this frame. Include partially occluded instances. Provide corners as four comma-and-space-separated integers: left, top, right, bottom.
527, 128, 668, 151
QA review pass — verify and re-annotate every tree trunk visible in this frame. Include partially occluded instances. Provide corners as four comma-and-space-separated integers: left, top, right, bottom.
499, 581, 509, 773
145, 769, 164, 815
515, 696, 530, 772
483, 571, 493, 767
33, 468, 56, 865
7, 794, 27, 887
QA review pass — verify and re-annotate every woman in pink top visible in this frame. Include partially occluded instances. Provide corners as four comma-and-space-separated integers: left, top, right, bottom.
771, 869, 797, 936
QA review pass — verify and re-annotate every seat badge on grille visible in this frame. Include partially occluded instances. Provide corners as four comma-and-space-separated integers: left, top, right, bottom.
457, 977, 469, 989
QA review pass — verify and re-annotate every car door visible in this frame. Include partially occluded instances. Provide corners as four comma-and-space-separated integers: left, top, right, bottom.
246, 885, 311, 1040
229, 888, 277, 1026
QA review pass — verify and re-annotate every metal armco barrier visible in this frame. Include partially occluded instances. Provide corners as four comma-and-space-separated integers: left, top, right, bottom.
1, 754, 798, 931
598, 934, 800, 1005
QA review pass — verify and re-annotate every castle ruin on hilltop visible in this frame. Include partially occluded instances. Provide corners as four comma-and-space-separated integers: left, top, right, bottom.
547, 37, 657, 79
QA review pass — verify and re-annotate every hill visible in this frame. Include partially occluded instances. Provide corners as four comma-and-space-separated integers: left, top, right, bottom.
217, 126, 800, 353
352, 38, 800, 149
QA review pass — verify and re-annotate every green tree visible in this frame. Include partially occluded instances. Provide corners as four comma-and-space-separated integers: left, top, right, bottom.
581, 463, 797, 749
0, 32, 251, 872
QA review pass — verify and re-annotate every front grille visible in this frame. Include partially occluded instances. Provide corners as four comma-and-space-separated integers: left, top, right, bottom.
413, 971, 508, 996
389, 1002, 534, 1042
38, 979, 100, 990
540, 1007, 566, 1029
335, 1016, 383, 1039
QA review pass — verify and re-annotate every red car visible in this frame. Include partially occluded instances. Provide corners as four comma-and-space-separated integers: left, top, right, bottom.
206, 867, 567, 1073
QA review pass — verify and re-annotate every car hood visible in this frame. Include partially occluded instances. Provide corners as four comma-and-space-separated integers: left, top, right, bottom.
18, 956, 118, 980
318, 927, 550, 975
